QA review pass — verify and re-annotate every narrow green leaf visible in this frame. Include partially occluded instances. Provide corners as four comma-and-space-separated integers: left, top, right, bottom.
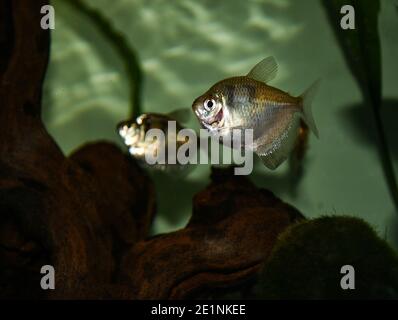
322, 0, 381, 106
65, 0, 142, 118
323, 0, 398, 213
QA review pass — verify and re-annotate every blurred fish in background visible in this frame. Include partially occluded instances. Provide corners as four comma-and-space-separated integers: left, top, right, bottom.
118, 109, 196, 175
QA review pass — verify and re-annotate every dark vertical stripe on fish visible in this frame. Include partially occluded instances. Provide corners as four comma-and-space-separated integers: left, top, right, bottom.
225, 84, 235, 107
243, 84, 256, 104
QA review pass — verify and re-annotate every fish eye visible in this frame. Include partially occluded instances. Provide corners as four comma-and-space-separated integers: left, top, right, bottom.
204, 99, 216, 111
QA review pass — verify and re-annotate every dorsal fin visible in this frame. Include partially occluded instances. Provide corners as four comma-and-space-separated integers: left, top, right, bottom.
246, 56, 278, 83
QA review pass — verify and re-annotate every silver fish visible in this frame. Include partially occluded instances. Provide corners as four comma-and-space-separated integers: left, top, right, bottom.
117, 110, 194, 174
192, 56, 319, 170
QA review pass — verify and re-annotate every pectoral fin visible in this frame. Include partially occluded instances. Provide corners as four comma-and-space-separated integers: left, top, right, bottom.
256, 116, 300, 170
246, 56, 278, 84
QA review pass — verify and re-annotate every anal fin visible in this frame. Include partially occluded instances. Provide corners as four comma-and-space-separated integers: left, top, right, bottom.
256, 116, 300, 170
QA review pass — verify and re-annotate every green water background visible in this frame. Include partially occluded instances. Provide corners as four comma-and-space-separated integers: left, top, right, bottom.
42, 0, 398, 249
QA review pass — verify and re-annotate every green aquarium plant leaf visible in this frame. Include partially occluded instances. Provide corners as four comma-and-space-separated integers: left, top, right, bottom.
323, 0, 381, 105
323, 0, 398, 213
65, 0, 142, 119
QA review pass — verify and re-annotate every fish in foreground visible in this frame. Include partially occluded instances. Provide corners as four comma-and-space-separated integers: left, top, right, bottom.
192, 56, 320, 170
117, 110, 194, 174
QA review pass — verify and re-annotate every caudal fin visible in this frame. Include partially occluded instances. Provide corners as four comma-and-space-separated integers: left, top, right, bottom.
300, 80, 320, 138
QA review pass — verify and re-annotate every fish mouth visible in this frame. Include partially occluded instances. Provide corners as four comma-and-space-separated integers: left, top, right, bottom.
117, 120, 134, 136
117, 120, 141, 147
118, 123, 130, 139
203, 107, 224, 129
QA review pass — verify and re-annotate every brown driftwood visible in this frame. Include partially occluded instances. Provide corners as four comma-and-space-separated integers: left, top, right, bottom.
0, 0, 155, 299
123, 168, 303, 299
0, 0, 304, 299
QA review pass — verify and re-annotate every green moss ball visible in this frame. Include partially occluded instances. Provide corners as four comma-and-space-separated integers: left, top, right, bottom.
259, 216, 398, 299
